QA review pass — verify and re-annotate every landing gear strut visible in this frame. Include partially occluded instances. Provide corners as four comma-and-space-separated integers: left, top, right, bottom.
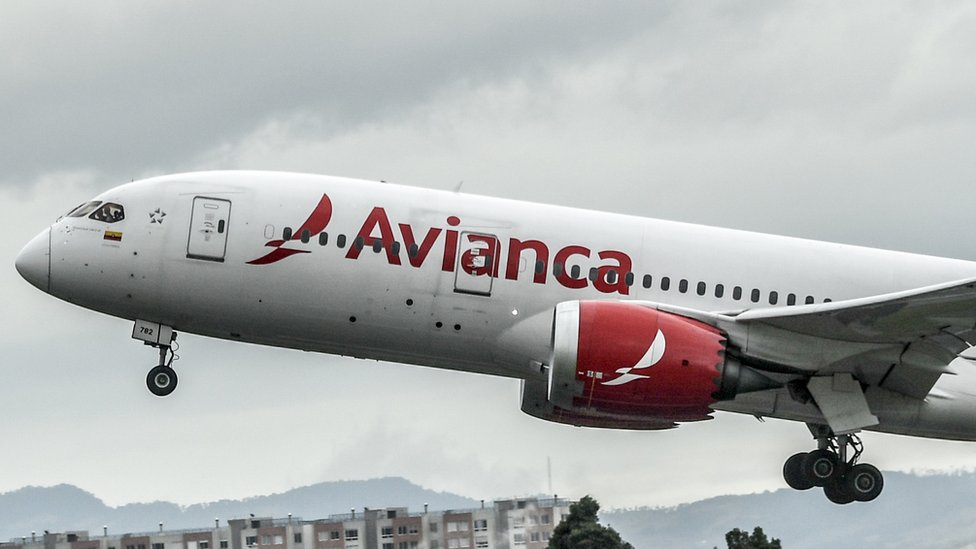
132, 320, 179, 397
146, 340, 179, 397
782, 425, 884, 504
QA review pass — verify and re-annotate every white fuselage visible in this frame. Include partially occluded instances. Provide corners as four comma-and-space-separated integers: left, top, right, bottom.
22, 171, 976, 439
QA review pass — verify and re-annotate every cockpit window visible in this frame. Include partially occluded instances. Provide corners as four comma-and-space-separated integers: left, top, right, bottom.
65, 201, 103, 218
88, 202, 125, 223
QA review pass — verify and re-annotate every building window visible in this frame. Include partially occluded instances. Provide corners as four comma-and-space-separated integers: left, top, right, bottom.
408, 525, 419, 535
541, 515, 551, 524
513, 533, 525, 546
345, 530, 359, 541
330, 531, 340, 540
382, 528, 394, 539
530, 532, 540, 542
397, 525, 408, 535
246, 538, 257, 547
200, 542, 210, 549
430, 523, 439, 533
473, 519, 487, 532
383, 544, 393, 549
430, 542, 439, 549
293, 534, 301, 544
220, 542, 229, 549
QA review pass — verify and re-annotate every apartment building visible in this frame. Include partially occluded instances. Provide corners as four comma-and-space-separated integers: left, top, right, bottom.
2, 498, 569, 549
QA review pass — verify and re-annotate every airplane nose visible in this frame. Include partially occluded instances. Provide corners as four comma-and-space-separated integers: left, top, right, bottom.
15, 227, 51, 293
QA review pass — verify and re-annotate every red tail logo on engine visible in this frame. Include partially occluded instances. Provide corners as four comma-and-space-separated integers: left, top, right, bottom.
601, 329, 667, 386
246, 194, 333, 265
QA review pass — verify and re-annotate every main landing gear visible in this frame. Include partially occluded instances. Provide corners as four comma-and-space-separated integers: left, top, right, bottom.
132, 320, 180, 397
782, 425, 884, 504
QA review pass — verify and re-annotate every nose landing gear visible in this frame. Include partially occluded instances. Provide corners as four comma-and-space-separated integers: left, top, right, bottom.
132, 320, 180, 397
783, 426, 884, 504
146, 340, 179, 397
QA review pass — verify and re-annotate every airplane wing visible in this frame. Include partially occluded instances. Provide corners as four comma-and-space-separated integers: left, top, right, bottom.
644, 276, 976, 405
721, 276, 976, 400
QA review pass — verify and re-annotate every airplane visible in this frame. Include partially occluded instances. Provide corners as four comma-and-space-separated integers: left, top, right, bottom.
15, 170, 976, 505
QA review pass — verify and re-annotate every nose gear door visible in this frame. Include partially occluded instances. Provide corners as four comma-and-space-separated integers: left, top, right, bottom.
187, 197, 231, 262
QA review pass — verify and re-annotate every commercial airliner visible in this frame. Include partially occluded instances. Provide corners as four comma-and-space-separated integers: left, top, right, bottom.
15, 171, 976, 504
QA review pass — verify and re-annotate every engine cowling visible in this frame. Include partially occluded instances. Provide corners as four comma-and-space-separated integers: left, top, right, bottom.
548, 300, 776, 422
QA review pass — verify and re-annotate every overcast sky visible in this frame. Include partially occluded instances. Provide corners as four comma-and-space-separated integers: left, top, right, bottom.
4, 1, 976, 516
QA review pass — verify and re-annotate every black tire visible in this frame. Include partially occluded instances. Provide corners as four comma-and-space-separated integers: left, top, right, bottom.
802, 449, 838, 487
783, 452, 815, 490
847, 463, 884, 502
147, 365, 178, 397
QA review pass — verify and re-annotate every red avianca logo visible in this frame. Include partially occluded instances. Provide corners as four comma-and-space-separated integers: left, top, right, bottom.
247, 193, 635, 296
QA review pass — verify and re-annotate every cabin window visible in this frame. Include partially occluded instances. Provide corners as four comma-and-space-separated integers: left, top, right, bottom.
824, 298, 833, 303
697, 281, 706, 296
787, 293, 796, 306
679, 279, 688, 293
355, 236, 365, 250
642, 274, 653, 289
769, 291, 779, 305
715, 284, 725, 298
535, 260, 545, 274
282, 227, 293, 240
751, 289, 761, 303
88, 202, 125, 223
319, 232, 328, 246
392, 241, 401, 254
805, 295, 815, 304
553, 262, 564, 276
337, 234, 347, 248
301, 229, 310, 243
661, 277, 671, 291
733, 286, 743, 300
625, 272, 635, 286
588, 268, 598, 281
571, 265, 581, 279
372, 239, 383, 252
606, 270, 617, 284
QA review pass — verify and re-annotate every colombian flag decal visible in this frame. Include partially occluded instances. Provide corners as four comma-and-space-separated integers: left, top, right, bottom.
103, 230, 123, 242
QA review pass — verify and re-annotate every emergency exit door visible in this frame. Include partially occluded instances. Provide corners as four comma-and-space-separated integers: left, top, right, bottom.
454, 232, 499, 296
186, 197, 231, 262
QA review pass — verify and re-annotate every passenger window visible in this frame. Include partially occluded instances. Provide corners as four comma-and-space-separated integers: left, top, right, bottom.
733, 286, 742, 300
751, 289, 760, 303
715, 284, 725, 298
355, 236, 365, 250
661, 277, 671, 291
769, 291, 778, 305
319, 232, 328, 246
301, 230, 310, 244
588, 268, 598, 282
571, 265, 581, 279
625, 272, 635, 286
787, 293, 796, 306
66, 201, 102, 218
535, 261, 545, 275
409, 243, 419, 257
824, 298, 833, 303
606, 270, 617, 284
88, 202, 125, 223
805, 295, 814, 304
372, 239, 382, 252
679, 279, 688, 293
392, 242, 401, 254
642, 275, 652, 289
697, 281, 706, 296
337, 234, 347, 248
283, 227, 293, 240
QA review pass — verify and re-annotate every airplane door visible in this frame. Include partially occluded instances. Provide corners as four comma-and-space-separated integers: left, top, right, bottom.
186, 197, 231, 262
454, 232, 499, 296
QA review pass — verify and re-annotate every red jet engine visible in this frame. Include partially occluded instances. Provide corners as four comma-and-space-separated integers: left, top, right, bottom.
548, 301, 777, 422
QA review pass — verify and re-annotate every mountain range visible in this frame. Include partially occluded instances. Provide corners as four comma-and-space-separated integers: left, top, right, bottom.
5, 472, 976, 549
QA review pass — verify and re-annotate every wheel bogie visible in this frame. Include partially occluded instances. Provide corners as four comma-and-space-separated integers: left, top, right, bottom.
783, 452, 815, 491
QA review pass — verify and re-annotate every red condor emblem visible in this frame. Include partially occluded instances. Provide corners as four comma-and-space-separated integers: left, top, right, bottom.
246, 194, 332, 265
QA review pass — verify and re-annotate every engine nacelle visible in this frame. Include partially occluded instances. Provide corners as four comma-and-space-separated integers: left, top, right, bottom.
548, 301, 775, 422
